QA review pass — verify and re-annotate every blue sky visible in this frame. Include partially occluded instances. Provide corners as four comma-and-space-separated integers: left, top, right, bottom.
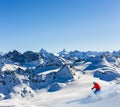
0, 0, 120, 53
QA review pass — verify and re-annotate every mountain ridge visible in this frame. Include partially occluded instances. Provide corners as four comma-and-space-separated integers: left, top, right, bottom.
0, 49, 120, 99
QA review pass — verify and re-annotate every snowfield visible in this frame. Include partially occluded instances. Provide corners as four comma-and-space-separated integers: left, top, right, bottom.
0, 49, 120, 107
0, 74, 120, 107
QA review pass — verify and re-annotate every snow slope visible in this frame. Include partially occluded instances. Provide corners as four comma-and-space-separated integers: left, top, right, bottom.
0, 74, 119, 107
0, 50, 120, 107
1, 63, 26, 72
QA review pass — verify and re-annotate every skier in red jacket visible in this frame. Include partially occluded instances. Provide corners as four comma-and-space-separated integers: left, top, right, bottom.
91, 82, 101, 94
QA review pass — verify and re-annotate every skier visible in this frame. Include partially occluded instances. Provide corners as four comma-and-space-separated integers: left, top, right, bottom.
91, 81, 101, 94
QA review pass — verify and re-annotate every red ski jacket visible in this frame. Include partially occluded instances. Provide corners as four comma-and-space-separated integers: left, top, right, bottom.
92, 83, 101, 90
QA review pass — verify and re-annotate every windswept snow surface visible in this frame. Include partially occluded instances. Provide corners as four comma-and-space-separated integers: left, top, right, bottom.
0, 74, 120, 107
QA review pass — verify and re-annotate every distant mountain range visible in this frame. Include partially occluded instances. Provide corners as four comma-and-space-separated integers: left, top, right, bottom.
0, 49, 120, 99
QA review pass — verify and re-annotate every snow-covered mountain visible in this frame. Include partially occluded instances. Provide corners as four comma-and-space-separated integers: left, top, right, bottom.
0, 49, 120, 107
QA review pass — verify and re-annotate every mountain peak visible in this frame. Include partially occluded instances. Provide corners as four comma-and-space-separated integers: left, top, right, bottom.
39, 48, 48, 54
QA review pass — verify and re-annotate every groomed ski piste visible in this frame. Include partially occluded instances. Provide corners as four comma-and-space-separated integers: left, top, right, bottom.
0, 74, 120, 107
